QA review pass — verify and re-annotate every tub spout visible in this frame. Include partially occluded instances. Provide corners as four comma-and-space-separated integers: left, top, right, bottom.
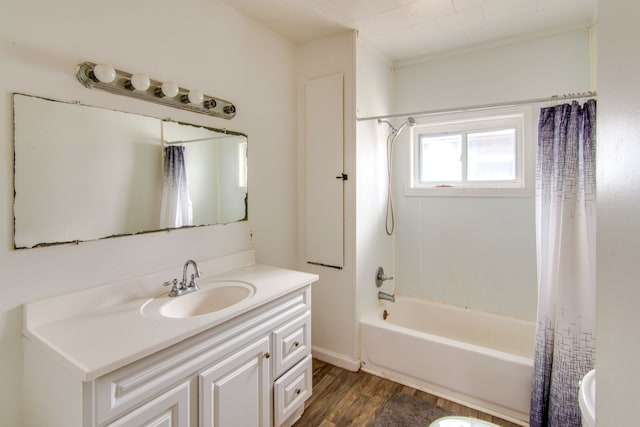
378, 291, 395, 303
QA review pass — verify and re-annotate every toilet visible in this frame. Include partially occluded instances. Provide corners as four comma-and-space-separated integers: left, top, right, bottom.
579, 369, 596, 427
429, 416, 501, 427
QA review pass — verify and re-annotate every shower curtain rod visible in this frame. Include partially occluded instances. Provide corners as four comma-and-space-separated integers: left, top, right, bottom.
164, 136, 217, 145
356, 91, 597, 122
163, 133, 237, 145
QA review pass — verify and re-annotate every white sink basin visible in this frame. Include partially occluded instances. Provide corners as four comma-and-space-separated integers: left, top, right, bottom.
579, 369, 596, 427
141, 280, 255, 319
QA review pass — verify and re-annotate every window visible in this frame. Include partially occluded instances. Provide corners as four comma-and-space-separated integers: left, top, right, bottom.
408, 107, 532, 197
238, 141, 247, 188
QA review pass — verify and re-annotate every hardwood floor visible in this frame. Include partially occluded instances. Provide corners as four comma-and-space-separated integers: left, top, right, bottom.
293, 359, 523, 427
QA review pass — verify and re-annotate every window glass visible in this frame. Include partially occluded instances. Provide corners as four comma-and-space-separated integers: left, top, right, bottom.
420, 134, 462, 182
467, 129, 516, 181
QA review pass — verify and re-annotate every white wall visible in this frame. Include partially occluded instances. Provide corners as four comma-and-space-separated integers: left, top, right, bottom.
296, 32, 360, 369
597, 1, 640, 423
355, 41, 394, 329
393, 31, 592, 320
0, 1, 296, 425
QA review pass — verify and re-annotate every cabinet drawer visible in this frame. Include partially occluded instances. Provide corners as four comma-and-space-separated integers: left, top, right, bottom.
272, 311, 311, 379
273, 355, 312, 427
105, 380, 192, 427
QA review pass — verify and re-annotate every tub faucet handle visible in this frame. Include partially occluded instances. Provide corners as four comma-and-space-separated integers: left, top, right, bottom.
376, 266, 394, 287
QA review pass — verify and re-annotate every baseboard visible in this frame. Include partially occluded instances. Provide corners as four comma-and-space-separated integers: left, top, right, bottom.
311, 345, 361, 372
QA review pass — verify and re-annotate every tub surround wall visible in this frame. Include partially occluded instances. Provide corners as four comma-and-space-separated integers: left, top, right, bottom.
0, 1, 297, 425
392, 30, 592, 321
354, 40, 395, 334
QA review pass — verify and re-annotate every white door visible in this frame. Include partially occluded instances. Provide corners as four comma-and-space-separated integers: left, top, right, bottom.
199, 336, 271, 427
305, 73, 344, 269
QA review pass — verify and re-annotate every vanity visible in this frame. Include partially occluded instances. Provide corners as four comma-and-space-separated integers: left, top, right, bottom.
23, 251, 318, 427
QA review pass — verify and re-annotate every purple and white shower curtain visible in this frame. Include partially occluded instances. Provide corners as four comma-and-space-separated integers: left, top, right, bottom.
160, 145, 193, 229
530, 99, 597, 427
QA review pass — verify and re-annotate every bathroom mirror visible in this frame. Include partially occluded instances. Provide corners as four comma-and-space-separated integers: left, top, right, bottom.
13, 93, 248, 249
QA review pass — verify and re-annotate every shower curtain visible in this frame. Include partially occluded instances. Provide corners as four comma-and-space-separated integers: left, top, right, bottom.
160, 145, 193, 228
530, 100, 597, 427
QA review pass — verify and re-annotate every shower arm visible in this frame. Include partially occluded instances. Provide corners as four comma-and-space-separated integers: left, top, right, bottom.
378, 119, 397, 133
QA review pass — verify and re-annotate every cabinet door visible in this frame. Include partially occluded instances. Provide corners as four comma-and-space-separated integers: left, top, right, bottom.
199, 336, 270, 427
106, 380, 191, 427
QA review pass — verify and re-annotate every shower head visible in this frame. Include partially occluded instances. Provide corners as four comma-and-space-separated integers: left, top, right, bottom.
396, 116, 416, 134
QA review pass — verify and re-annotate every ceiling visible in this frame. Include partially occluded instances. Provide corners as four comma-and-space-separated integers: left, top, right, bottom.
220, 0, 597, 62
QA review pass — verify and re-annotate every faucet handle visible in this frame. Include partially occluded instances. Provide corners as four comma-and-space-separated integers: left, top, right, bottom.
188, 273, 200, 290
163, 278, 184, 297
163, 278, 178, 287
376, 267, 394, 287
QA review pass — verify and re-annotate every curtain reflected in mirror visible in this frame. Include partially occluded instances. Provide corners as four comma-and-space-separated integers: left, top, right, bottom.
160, 146, 193, 229
13, 94, 248, 249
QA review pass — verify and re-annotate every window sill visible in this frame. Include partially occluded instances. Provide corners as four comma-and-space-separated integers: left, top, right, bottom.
404, 185, 533, 198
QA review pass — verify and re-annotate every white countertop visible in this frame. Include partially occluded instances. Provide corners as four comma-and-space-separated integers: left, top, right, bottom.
23, 251, 318, 381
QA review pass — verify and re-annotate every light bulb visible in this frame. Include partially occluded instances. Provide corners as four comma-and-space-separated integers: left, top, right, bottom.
188, 89, 204, 104
161, 81, 179, 98
93, 64, 116, 83
131, 73, 150, 91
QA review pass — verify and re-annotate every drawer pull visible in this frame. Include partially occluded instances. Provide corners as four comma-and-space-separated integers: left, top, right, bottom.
295, 388, 302, 395
265, 352, 271, 359
293, 341, 300, 347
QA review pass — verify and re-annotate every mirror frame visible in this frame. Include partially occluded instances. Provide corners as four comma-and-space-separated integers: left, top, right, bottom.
12, 93, 248, 249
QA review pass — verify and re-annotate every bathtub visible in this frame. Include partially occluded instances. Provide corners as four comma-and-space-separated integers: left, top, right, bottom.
360, 296, 534, 425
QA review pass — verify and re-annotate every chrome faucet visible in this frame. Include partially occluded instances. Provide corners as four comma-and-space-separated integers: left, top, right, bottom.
182, 259, 202, 290
376, 267, 395, 302
378, 291, 396, 303
163, 259, 202, 297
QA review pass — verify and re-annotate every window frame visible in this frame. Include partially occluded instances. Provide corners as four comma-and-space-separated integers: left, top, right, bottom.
406, 105, 533, 197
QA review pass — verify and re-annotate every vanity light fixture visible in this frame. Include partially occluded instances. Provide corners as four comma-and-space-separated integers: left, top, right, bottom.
185, 89, 203, 104
160, 81, 179, 98
128, 73, 151, 91
75, 62, 237, 120
92, 63, 116, 83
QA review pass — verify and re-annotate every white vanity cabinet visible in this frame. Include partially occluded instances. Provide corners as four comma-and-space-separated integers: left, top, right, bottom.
24, 276, 314, 427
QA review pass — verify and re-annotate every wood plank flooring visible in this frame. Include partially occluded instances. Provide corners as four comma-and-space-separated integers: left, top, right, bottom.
293, 359, 524, 427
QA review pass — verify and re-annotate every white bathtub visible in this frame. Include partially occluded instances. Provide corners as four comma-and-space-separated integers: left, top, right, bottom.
360, 296, 534, 425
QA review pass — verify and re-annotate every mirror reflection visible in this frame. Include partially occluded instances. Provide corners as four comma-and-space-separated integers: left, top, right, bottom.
13, 94, 248, 249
